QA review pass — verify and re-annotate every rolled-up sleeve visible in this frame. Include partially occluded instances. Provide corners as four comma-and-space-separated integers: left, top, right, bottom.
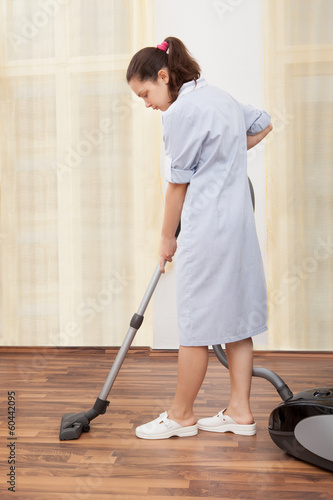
162, 110, 203, 184
241, 104, 271, 136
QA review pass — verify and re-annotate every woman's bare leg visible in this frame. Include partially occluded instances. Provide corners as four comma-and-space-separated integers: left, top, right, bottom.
225, 337, 254, 424
168, 345, 209, 426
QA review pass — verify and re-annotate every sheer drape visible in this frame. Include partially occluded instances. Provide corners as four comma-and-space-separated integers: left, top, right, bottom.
263, 0, 333, 350
0, 0, 163, 346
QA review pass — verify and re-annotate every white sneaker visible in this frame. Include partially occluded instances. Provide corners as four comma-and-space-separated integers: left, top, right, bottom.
197, 408, 256, 436
136, 411, 198, 440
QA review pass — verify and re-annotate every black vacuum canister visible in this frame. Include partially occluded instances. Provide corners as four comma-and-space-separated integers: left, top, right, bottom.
268, 387, 333, 472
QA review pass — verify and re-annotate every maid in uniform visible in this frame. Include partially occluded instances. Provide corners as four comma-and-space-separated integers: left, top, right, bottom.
127, 37, 273, 439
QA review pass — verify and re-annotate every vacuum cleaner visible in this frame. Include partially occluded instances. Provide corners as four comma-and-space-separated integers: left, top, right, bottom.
213, 345, 333, 472
59, 179, 333, 473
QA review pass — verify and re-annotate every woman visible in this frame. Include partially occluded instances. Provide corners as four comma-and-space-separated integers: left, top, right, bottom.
126, 37, 273, 439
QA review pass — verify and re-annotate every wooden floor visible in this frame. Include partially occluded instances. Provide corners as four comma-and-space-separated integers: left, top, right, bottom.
0, 348, 332, 500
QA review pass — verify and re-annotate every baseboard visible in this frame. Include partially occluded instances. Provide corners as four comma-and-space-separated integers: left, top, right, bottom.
0, 345, 332, 358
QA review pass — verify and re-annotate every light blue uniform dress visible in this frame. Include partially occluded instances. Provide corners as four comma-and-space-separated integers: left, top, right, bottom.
162, 78, 270, 346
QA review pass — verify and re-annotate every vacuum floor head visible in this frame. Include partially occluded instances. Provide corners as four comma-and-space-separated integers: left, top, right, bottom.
268, 387, 333, 472
59, 411, 91, 440
59, 398, 109, 440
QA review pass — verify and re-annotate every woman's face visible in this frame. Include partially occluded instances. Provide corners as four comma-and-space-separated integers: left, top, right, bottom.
129, 69, 172, 112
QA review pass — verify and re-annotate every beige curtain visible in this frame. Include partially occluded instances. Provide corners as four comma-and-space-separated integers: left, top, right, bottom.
0, 0, 163, 346
263, 0, 333, 350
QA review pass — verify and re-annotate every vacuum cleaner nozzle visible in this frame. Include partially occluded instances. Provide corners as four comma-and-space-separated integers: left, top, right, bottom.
59, 398, 110, 440
59, 411, 91, 440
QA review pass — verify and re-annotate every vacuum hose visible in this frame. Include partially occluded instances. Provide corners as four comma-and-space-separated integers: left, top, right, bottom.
213, 344, 293, 402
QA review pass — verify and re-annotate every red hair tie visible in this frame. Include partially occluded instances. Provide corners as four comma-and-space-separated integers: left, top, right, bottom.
157, 41, 169, 52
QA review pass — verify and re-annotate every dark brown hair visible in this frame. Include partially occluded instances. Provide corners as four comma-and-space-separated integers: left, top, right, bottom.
126, 37, 201, 103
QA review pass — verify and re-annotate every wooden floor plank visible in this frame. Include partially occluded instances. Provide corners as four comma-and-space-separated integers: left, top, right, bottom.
0, 349, 332, 499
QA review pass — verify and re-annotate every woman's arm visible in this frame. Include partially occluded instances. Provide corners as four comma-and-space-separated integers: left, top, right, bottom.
160, 182, 188, 273
247, 122, 273, 150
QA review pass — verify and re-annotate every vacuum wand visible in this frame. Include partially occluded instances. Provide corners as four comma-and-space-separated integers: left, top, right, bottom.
98, 261, 162, 402
98, 221, 181, 402
59, 223, 180, 440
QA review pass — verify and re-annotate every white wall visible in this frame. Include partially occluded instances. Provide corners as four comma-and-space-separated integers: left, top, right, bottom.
153, 0, 269, 349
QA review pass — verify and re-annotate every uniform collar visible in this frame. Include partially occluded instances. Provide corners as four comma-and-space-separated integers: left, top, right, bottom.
178, 77, 208, 97
163, 78, 208, 117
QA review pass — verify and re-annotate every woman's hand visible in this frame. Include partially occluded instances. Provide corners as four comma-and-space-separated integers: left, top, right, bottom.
160, 235, 177, 273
